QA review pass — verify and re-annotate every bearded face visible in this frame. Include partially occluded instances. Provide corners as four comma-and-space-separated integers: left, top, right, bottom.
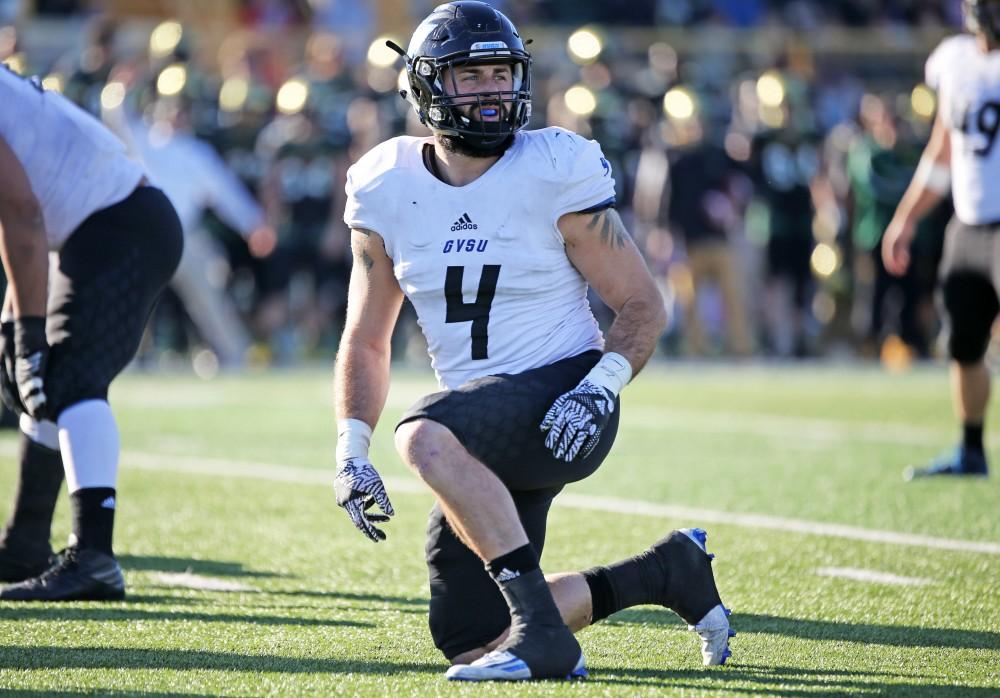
434, 62, 519, 157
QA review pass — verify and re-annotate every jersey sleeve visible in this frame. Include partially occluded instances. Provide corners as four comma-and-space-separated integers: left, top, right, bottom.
343, 161, 383, 234
925, 37, 955, 92
343, 137, 403, 237
553, 134, 617, 218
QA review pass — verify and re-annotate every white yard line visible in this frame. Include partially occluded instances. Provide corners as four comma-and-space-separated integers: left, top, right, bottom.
814, 567, 933, 586
0, 440, 992, 555
148, 572, 258, 592
628, 408, 950, 447
554, 492, 1000, 555
110, 450, 1000, 556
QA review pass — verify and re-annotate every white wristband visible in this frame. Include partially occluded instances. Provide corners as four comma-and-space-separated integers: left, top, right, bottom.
336, 418, 372, 465
583, 352, 633, 397
914, 157, 951, 195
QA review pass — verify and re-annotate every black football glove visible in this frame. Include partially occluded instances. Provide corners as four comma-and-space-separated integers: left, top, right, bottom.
0, 321, 22, 415
13, 316, 49, 420
334, 457, 395, 542
539, 378, 616, 462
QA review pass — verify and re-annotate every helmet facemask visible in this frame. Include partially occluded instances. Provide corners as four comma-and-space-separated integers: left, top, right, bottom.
408, 48, 532, 154
394, 1, 533, 155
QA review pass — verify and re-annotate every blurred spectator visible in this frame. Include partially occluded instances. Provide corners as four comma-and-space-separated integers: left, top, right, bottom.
846, 93, 927, 356
658, 114, 754, 356
754, 134, 820, 358
107, 93, 276, 369
255, 92, 353, 363
309, 0, 375, 64
60, 16, 118, 116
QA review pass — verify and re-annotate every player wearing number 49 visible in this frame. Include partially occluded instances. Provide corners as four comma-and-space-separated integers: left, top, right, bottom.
883, 0, 1000, 480
333, 0, 733, 682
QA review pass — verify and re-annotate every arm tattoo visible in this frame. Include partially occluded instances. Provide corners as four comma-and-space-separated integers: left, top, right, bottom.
586, 209, 628, 249
352, 236, 374, 273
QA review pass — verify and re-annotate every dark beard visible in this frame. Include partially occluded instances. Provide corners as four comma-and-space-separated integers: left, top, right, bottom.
438, 128, 515, 158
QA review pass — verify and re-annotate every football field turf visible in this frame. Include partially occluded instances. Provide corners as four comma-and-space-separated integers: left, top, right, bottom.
0, 363, 997, 696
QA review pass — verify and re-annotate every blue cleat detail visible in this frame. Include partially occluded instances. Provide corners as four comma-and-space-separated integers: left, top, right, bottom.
904, 445, 989, 480
446, 650, 586, 682
681, 527, 709, 550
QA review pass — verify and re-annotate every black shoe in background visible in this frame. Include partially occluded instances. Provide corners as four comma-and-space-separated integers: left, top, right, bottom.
0, 546, 124, 601
0, 540, 54, 583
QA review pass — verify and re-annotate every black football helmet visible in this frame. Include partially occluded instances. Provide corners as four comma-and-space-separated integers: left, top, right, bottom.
397, 1, 531, 151
965, 0, 1000, 45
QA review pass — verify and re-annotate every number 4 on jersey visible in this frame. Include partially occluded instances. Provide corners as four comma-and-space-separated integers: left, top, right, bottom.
445, 265, 500, 360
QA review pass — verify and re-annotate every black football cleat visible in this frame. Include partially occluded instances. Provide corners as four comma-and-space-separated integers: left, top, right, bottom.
448, 567, 586, 681
652, 528, 733, 666
0, 542, 54, 583
0, 547, 124, 601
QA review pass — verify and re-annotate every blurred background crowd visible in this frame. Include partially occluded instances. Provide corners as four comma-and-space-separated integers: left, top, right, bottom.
0, 0, 968, 374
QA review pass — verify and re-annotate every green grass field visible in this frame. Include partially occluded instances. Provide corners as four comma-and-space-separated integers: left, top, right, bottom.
0, 363, 997, 696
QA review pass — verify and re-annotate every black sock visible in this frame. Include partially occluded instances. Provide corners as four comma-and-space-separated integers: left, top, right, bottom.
487, 545, 564, 631
963, 422, 984, 453
69, 488, 116, 555
582, 547, 665, 624
585, 532, 722, 626
486, 544, 539, 582
1, 435, 64, 557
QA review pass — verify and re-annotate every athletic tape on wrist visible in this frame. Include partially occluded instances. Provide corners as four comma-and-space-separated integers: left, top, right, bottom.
914, 158, 951, 195
19, 413, 60, 451
583, 352, 633, 397
336, 418, 372, 465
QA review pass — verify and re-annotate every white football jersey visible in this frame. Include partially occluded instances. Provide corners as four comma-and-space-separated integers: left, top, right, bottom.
345, 127, 615, 389
0, 67, 144, 249
926, 35, 1000, 224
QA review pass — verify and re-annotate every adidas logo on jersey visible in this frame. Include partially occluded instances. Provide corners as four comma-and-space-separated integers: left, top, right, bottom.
450, 213, 478, 231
